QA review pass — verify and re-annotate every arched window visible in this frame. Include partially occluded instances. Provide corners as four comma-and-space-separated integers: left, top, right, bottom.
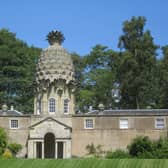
64, 99, 69, 114
49, 98, 56, 113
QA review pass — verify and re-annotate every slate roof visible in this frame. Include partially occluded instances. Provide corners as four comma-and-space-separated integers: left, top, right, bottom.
74, 109, 168, 117
0, 109, 23, 116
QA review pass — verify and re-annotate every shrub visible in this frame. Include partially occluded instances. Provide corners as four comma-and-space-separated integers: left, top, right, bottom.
86, 143, 96, 155
104, 136, 168, 159
0, 128, 7, 156
127, 136, 168, 159
86, 143, 103, 157
106, 149, 130, 159
137, 150, 155, 159
2, 149, 13, 159
127, 136, 154, 157
152, 138, 168, 158
8, 143, 22, 156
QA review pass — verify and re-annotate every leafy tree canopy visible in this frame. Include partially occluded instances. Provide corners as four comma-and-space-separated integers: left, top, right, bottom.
158, 46, 168, 108
0, 29, 41, 113
1, 16, 168, 112
78, 45, 119, 111
118, 16, 159, 109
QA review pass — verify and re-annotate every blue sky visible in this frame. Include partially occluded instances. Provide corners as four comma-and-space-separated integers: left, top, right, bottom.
0, 0, 168, 56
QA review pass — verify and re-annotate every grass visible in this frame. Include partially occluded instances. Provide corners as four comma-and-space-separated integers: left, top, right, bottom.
0, 158, 168, 168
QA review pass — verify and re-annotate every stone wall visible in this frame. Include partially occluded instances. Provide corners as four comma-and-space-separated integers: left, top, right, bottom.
0, 116, 30, 157
1, 112, 168, 158
72, 116, 168, 157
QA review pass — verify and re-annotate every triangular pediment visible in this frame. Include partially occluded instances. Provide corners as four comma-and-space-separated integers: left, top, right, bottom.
29, 117, 72, 130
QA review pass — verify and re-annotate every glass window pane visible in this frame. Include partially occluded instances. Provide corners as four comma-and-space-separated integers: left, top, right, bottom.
64, 99, 69, 113
156, 118, 164, 129
85, 119, 93, 129
120, 119, 128, 129
49, 98, 56, 113
11, 120, 18, 128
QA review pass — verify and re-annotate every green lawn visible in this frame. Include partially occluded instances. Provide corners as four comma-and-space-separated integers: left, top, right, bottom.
0, 158, 168, 168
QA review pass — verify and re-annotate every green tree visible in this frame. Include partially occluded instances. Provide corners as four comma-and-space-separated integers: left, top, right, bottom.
118, 16, 159, 109
80, 45, 119, 111
158, 46, 168, 108
71, 53, 85, 111
0, 29, 41, 113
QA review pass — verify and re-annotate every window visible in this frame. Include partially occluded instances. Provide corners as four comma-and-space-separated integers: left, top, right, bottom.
120, 119, 128, 129
85, 119, 94, 129
155, 118, 165, 129
64, 99, 69, 114
49, 98, 56, 113
10, 120, 18, 129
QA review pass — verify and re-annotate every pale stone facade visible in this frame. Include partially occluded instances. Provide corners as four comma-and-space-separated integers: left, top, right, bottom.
0, 36, 168, 158
72, 110, 168, 156
0, 39, 75, 159
34, 42, 75, 116
0, 115, 30, 157
28, 116, 72, 158
27, 40, 75, 158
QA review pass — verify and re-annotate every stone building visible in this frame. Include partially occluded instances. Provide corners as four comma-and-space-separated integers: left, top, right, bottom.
0, 32, 168, 158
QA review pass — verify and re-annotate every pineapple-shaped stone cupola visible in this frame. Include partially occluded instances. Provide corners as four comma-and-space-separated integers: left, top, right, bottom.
34, 30, 75, 115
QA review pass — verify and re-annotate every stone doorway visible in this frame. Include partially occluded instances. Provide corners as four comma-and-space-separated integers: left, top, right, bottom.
57, 142, 64, 158
44, 133, 55, 158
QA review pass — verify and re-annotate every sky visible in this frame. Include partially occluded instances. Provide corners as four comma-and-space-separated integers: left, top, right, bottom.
0, 0, 168, 56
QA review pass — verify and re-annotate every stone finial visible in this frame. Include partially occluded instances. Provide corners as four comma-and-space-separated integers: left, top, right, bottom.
10, 105, 14, 111
2, 104, 8, 115
98, 103, 105, 111
2, 104, 8, 111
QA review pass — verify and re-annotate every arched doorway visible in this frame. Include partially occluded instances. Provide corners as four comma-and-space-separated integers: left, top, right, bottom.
44, 133, 55, 158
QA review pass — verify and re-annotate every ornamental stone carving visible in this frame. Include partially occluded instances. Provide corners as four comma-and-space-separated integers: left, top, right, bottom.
36, 43, 75, 85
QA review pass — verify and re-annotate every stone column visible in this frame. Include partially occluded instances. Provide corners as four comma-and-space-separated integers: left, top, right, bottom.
66, 140, 71, 158
55, 140, 57, 158
42, 141, 44, 159
62, 140, 71, 159
71, 93, 75, 115
57, 90, 63, 115
42, 91, 48, 115
33, 141, 37, 158
28, 140, 34, 158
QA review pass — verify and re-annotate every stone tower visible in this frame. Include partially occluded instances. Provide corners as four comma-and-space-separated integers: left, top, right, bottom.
34, 30, 75, 116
